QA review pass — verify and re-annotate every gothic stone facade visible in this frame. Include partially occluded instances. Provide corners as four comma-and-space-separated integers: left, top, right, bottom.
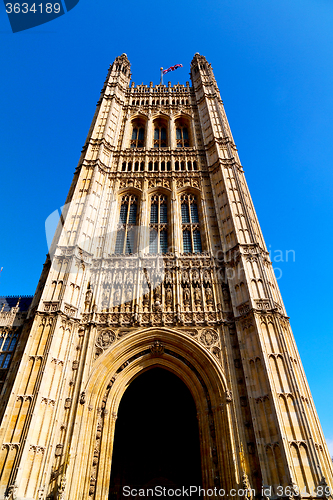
0, 53, 332, 500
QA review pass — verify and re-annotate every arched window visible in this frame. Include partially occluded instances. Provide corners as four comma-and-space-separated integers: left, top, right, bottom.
115, 195, 138, 254
149, 194, 168, 254
181, 194, 202, 254
0, 331, 18, 372
153, 117, 168, 148
176, 127, 189, 147
175, 117, 190, 147
130, 118, 146, 148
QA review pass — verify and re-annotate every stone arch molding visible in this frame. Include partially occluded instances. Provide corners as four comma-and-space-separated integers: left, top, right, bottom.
68, 328, 241, 500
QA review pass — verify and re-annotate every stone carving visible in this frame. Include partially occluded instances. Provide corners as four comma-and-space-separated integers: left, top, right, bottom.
165, 271, 172, 285
182, 270, 189, 285
225, 390, 233, 403
194, 287, 202, 305
64, 305, 77, 317
148, 178, 171, 189
211, 346, 221, 359
41, 397, 55, 406
142, 293, 149, 306
205, 286, 213, 304
96, 330, 116, 350
115, 272, 123, 285
192, 269, 200, 284
58, 474, 66, 500
5, 482, 18, 500
89, 476, 96, 496
203, 270, 211, 283
154, 301, 162, 312
154, 284, 162, 301
51, 357, 64, 366
165, 287, 172, 305
126, 272, 134, 285
2, 443, 20, 451
29, 445, 46, 454
176, 178, 200, 189
55, 444, 63, 457
183, 287, 190, 305
150, 340, 164, 356
64, 398, 71, 409
101, 292, 108, 308
119, 178, 142, 189
125, 287, 133, 302
113, 289, 120, 305
200, 329, 218, 346
96, 422, 102, 440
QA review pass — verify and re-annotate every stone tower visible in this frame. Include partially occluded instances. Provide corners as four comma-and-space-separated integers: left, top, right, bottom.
0, 53, 332, 500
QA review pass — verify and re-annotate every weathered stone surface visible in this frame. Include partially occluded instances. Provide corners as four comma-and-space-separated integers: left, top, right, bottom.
0, 54, 332, 500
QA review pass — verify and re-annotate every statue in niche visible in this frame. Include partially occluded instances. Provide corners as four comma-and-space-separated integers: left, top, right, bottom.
194, 287, 202, 305
115, 272, 122, 285
154, 284, 162, 301
222, 287, 231, 301
142, 293, 149, 306
125, 287, 132, 303
101, 292, 108, 308
113, 289, 120, 305
165, 271, 172, 285
203, 270, 211, 283
205, 286, 213, 304
192, 269, 200, 284
85, 289, 93, 303
182, 271, 189, 285
183, 287, 190, 305
165, 287, 172, 305
84, 289, 93, 312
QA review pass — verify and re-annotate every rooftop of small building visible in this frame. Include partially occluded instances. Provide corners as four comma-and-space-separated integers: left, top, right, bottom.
0, 296, 33, 312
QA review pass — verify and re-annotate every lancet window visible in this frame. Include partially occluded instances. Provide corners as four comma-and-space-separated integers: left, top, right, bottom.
181, 194, 202, 253
149, 194, 168, 254
115, 195, 138, 254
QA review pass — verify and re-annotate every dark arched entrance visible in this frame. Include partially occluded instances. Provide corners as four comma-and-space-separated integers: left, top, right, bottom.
109, 368, 202, 499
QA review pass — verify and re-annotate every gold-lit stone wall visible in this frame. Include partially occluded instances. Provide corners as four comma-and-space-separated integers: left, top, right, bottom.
0, 53, 332, 500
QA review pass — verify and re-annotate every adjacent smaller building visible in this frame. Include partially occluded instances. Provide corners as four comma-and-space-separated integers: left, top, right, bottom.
0, 297, 33, 396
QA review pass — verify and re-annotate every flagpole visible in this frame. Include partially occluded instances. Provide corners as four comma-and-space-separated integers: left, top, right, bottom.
160, 67, 163, 85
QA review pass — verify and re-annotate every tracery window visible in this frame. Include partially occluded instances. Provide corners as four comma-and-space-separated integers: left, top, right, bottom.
115, 195, 138, 254
0, 331, 18, 370
130, 119, 146, 148
153, 118, 168, 148
149, 194, 168, 254
154, 127, 167, 148
181, 194, 202, 253
176, 126, 189, 147
175, 117, 190, 147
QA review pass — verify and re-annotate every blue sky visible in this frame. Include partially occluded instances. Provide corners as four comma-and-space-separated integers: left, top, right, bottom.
1, 0, 333, 452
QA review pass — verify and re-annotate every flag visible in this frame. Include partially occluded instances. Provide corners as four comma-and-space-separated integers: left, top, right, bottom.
162, 64, 183, 75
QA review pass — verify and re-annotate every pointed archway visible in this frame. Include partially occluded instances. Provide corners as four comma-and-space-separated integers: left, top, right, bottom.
109, 367, 202, 498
